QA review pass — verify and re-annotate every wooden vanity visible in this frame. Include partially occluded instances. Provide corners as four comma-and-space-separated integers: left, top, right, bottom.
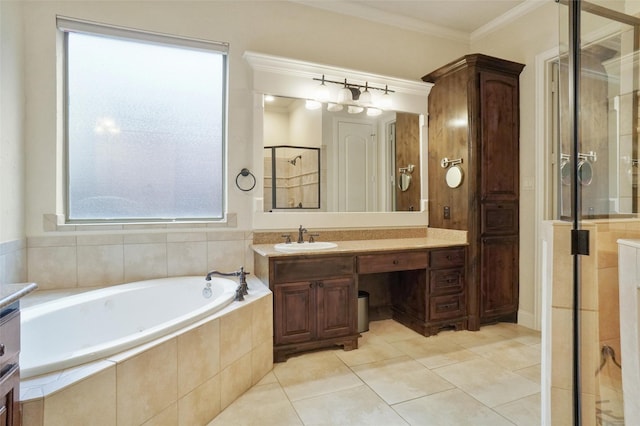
253, 238, 467, 361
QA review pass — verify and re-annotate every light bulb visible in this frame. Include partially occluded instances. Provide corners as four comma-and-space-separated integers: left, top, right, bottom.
347, 105, 364, 114
366, 107, 382, 117
327, 103, 343, 112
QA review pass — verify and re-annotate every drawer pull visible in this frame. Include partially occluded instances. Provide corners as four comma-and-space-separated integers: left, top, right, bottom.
309, 283, 314, 288
318, 282, 324, 288
0, 344, 5, 357
392, 260, 399, 265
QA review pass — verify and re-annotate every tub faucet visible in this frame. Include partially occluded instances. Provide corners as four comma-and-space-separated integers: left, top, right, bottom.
297, 225, 307, 243
205, 267, 250, 301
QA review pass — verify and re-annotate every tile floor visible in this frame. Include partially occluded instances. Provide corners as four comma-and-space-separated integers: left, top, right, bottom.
208, 319, 541, 426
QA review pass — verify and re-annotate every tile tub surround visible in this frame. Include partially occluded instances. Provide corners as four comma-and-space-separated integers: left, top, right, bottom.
20, 277, 273, 426
0, 238, 27, 284
26, 230, 254, 291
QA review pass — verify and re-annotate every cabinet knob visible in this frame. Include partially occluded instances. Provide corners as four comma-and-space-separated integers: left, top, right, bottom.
318, 282, 324, 288
392, 260, 399, 265
309, 283, 314, 288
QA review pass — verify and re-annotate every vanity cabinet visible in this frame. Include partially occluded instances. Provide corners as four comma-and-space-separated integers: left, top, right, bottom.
423, 54, 524, 327
270, 256, 358, 362
359, 246, 467, 336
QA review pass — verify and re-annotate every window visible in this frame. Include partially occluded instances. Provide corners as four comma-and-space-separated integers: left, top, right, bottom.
59, 17, 228, 222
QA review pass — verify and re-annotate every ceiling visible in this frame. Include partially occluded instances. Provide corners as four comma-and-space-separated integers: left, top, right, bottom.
293, 0, 547, 42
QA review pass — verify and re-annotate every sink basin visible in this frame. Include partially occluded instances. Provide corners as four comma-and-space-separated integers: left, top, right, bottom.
274, 242, 338, 252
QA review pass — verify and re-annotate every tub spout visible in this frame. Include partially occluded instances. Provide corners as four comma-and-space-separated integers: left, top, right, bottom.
205, 267, 250, 301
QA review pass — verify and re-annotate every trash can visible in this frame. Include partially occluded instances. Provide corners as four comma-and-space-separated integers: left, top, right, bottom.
357, 291, 369, 333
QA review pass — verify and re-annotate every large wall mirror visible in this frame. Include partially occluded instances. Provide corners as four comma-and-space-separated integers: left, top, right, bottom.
263, 95, 422, 212
245, 51, 432, 229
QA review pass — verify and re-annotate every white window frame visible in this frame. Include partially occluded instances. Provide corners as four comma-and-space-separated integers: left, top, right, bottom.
57, 16, 229, 224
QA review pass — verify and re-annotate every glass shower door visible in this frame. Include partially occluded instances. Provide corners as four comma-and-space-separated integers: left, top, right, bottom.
557, 1, 640, 424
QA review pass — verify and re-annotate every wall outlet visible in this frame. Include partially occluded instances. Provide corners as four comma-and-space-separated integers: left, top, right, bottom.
444, 206, 451, 219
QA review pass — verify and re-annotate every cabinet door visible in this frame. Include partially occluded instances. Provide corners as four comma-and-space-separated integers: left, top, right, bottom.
316, 277, 355, 339
274, 281, 316, 345
479, 70, 519, 202
480, 236, 519, 319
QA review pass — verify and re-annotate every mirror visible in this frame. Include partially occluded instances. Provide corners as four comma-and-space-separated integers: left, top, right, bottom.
263, 95, 422, 212
264, 145, 321, 210
445, 166, 464, 189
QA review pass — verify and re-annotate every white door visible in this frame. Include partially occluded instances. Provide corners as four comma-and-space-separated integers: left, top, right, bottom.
336, 121, 376, 211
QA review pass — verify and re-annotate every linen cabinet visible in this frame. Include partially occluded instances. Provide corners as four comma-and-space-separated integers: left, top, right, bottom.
422, 54, 525, 328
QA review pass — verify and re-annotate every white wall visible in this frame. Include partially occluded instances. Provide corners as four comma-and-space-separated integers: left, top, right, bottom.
0, 1, 27, 284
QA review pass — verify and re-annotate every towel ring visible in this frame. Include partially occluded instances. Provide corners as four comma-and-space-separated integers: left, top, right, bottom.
235, 168, 256, 192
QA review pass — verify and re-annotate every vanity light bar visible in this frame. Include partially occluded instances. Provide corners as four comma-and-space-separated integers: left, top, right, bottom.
312, 75, 396, 94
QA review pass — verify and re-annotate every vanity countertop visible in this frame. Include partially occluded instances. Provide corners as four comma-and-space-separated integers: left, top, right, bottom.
252, 236, 467, 257
0, 282, 38, 310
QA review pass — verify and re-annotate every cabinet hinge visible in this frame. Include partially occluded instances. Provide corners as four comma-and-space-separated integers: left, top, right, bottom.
571, 229, 590, 256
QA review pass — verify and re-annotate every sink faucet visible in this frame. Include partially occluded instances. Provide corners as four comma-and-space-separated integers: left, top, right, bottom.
205, 267, 250, 301
297, 225, 307, 243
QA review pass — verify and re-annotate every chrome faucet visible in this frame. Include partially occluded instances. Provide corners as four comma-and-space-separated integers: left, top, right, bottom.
205, 267, 250, 301
297, 225, 307, 243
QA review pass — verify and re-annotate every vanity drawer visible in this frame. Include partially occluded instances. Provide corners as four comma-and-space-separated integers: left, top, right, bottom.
272, 256, 354, 283
429, 268, 464, 294
429, 247, 465, 269
357, 251, 428, 274
429, 293, 465, 321
0, 311, 19, 370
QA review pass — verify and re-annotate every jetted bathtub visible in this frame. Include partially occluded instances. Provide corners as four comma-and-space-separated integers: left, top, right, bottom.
20, 276, 238, 378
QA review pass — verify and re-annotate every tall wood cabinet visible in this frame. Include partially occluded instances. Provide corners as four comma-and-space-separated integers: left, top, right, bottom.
422, 54, 525, 328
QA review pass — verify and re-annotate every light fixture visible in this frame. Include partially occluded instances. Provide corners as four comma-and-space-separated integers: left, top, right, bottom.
366, 107, 382, 117
337, 79, 353, 104
314, 75, 331, 103
380, 85, 393, 109
264, 94, 275, 102
305, 100, 322, 110
358, 82, 372, 105
327, 103, 343, 112
311, 76, 395, 111
347, 105, 364, 114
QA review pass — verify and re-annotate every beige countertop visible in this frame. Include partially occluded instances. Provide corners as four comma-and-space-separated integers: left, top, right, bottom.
252, 237, 467, 258
0, 282, 38, 310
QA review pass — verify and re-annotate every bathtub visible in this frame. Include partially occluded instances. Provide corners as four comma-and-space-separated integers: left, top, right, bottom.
20, 275, 238, 378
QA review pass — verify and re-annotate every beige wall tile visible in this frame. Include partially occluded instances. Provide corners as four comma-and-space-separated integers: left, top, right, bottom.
117, 339, 178, 425
220, 304, 252, 369
551, 307, 572, 390
27, 246, 77, 289
77, 244, 124, 287
252, 293, 273, 348
220, 351, 253, 410
44, 365, 116, 426
598, 266, 620, 343
178, 374, 221, 426
21, 399, 44, 426
177, 319, 221, 397
252, 339, 274, 386
123, 243, 168, 282
207, 240, 247, 273
142, 403, 178, 426
167, 241, 207, 277
552, 224, 573, 310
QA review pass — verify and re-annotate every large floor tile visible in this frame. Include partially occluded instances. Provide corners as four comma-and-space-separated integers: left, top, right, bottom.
293, 385, 409, 426
369, 319, 423, 342
273, 351, 363, 401
393, 388, 514, 426
334, 332, 404, 366
433, 357, 539, 408
393, 336, 480, 369
467, 339, 541, 371
352, 356, 455, 404
493, 392, 541, 426
208, 382, 302, 426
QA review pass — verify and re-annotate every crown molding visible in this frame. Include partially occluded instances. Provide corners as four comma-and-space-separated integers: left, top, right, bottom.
290, 0, 470, 43
471, 0, 548, 41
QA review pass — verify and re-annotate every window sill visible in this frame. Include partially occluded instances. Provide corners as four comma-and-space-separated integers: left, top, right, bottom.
43, 213, 237, 233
